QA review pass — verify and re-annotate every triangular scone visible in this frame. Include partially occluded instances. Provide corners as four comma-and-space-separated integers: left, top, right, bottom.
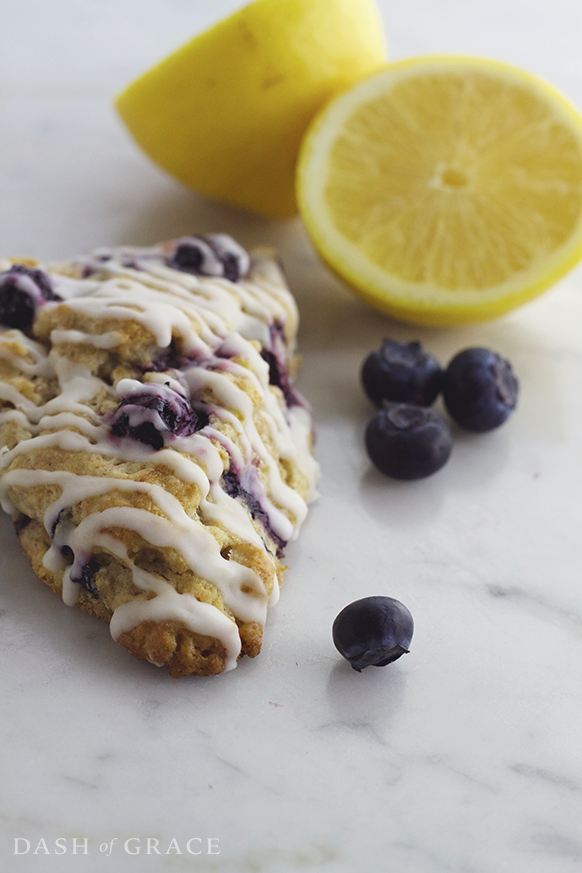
0, 236, 319, 676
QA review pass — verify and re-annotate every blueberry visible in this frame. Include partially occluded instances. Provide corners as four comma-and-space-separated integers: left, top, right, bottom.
362, 338, 443, 407
221, 469, 286, 557
0, 284, 35, 332
170, 234, 250, 282
443, 347, 518, 432
70, 558, 100, 598
111, 382, 208, 449
259, 346, 299, 408
6, 264, 59, 301
13, 513, 32, 535
0, 264, 60, 332
365, 403, 452, 480
257, 321, 302, 408
333, 596, 414, 672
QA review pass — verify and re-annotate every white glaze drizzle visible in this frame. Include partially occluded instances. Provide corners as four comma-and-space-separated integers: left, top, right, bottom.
50, 329, 125, 349
0, 329, 55, 378
0, 243, 319, 672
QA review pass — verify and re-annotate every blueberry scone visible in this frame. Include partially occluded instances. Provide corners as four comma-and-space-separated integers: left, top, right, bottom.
0, 236, 319, 676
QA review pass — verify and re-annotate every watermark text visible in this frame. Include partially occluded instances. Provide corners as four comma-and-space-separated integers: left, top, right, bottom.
13, 837, 220, 856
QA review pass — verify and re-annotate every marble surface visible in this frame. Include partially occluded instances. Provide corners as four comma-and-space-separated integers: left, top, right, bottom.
2, 1, 582, 871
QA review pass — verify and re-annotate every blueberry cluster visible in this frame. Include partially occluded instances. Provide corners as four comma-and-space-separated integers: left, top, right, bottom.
332, 339, 518, 673
362, 338, 518, 480
111, 383, 208, 450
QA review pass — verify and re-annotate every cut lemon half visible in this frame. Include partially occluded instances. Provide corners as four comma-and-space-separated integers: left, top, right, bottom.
296, 56, 582, 326
115, 0, 387, 219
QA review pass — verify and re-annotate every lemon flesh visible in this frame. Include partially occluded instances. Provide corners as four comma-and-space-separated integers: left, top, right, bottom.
297, 57, 582, 325
115, 0, 387, 219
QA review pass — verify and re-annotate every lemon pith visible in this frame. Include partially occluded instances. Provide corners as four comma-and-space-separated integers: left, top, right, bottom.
115, 0, 387, 219
297, 56, 582, 325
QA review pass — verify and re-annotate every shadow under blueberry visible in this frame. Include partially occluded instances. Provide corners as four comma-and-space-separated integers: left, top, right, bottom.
358, 460, 449, 531
325, 658, 408, 738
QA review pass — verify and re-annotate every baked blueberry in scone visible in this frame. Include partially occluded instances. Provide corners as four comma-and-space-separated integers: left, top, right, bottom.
0, 235, 319, 676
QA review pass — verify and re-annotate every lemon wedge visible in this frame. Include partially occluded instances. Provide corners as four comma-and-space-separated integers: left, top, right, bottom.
115, 0, 387, 219
296, 56, 582, 326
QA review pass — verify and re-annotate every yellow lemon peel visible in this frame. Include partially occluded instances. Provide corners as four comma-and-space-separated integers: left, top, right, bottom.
116, 0, 387, 219
297, 56, 582, 325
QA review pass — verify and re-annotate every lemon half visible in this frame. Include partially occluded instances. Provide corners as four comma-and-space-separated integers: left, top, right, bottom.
115, 0, 387, 219
297, 56, 582, 326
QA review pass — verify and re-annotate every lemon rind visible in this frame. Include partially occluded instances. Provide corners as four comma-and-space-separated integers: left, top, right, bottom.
297, 56, 582, 325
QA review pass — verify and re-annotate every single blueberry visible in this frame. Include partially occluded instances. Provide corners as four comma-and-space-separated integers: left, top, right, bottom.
257, 321, 302, 408
362, 338, 443, 407
0, 286, 35, 332
70, 557, 100, 598
13, 513, 32, 535
365, 402, 452, 480
333, 596, 414, 672
170, 234, 250, 282
112, 416, 165, 450
0, 264, 60, 332
443, 347, 518, 432
146, 350, 195, 373
259, 348, 301, 407
6, 264, 60, 301
221, 469, 286, 557
172, 241, 205, 274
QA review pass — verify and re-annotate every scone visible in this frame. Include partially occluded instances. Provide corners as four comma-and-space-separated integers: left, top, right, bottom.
0, 235, 319, 676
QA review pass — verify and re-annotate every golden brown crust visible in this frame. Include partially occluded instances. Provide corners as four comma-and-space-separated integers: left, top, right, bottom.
117, 621, 229, 678
15, 518, 264, 675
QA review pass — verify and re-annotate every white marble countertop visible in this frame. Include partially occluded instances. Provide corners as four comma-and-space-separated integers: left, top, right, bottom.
1, 1, 582, 871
